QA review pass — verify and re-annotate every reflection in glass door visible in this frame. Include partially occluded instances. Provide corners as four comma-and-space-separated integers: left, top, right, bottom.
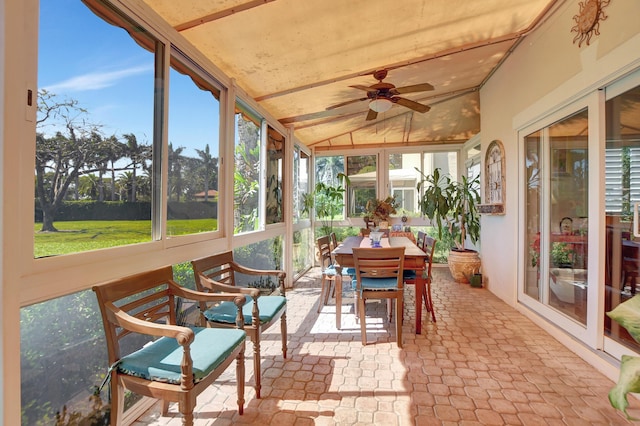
604, 84, 640, 352
524, 109, 589, 325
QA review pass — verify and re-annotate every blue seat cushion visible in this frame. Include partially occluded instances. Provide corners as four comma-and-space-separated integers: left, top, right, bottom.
117, 327, 245, 385
322, 265, 337, 277
403, 270, 417, 280
323, 265, 355, 277
203, 295, 286, 325
352, 277, 400, 291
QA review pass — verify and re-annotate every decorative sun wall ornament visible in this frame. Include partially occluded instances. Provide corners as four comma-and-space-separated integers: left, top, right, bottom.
571, 0, 610, 47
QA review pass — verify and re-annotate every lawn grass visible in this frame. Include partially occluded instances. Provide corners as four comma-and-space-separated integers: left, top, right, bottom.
34, 219, 217, 258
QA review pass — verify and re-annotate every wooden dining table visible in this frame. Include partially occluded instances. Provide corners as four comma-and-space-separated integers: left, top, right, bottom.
332, 235, 428, 334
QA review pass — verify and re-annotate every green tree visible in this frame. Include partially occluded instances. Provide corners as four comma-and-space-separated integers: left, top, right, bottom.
195, 144, 217, 202
168, 143, 185, 201
234, 117, 261, 233
121, 133, 151, 203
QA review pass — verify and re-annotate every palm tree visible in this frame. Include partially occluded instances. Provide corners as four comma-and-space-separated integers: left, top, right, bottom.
168, 143, 185, 202
122, 133, 151, 202
316, 155, 344, 186
195, 144, 217, 202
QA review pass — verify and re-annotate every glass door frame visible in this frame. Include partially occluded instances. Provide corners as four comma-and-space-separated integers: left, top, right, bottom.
602, 68, 640, 360
517, 91, 604, 349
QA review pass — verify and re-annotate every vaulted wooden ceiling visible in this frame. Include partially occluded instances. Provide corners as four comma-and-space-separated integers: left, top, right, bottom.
142, 0, 562, 150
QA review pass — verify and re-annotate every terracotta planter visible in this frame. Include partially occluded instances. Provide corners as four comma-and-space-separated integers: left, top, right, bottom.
447, 249, 481, 283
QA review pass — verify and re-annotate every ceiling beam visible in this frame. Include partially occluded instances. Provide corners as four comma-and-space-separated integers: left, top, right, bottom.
312, 139, 468, 152
175, 0, 276, 32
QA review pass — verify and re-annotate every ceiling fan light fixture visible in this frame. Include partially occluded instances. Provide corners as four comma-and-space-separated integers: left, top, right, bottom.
369, 98, 392, 113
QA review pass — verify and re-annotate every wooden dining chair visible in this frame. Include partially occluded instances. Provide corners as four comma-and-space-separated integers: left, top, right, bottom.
190, 251, 287, 399
329, 231, 339, 262
316, 235, 336, 312
92, 266, 247, 426
422, 236, 438, 322
416, 231, 427, 252
352, 247, 406, 347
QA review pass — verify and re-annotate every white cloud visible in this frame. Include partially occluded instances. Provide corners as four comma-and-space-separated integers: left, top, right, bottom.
43, 64, 152, 93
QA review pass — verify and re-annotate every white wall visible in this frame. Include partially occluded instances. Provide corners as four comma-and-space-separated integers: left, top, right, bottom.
0, 0, 5, 421
480, 0, 640, 306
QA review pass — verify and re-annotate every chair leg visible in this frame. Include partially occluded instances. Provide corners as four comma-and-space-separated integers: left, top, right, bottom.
425, 279, 436, 322
324, 278, 333, 307
317, 275, 327, 313
396, 292, 403, 348
179, 397, 195, 426
161, 400, 170, 416
110, 375, 124, 426
237, 345, 245, 415
359, 295, 367, 345
251, 333, 261, 399
280, 313, 288, 359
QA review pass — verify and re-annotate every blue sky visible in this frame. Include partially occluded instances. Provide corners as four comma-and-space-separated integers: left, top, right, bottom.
38, 0, 220, 158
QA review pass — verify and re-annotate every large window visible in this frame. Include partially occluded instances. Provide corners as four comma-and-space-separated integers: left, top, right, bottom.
234, 102, 263, 233
35, 0, 157, 258
266, 126, 285, 225
166, 54, 222, 237
293, 147, 310, 222
389, 153, 421, 214
346, 154, 377, 216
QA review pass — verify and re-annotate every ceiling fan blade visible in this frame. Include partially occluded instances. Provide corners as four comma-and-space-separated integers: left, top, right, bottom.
365, 109, 378, 121
392, 83, 434, 95
349, 84, 375, 92
394, 97, 431, 113
326, 97, 368, 110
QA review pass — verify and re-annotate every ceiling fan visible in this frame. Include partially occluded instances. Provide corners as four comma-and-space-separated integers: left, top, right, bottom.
327, 69, 434, 121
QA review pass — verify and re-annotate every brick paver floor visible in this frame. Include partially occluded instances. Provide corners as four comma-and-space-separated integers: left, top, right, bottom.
133, 267, 638, 425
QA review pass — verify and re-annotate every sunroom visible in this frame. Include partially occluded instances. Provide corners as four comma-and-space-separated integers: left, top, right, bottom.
3, 0, 640, 424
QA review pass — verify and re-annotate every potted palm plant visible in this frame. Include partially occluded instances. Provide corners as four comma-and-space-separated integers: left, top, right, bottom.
417, 167, 481, 283
302, 173, 350, 237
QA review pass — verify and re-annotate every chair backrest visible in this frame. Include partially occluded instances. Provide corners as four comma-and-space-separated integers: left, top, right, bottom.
352, 247, 405, 288
424, 236, 437, 277
192, 251, 238, 290
416, 231, 427, 251
360, 227, 371, 237
329, 232, 338, 250
316, 235, 333, 269
92, 266, 179, 364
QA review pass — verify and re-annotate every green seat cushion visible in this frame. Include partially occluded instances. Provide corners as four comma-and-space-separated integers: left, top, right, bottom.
117, 327, 245, 385
203, 295, 286, 325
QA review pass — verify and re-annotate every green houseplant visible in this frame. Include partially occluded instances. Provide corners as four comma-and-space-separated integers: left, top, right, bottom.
302, 173, 350, 236
365, 195, 398, 227
417, 167, 481, 283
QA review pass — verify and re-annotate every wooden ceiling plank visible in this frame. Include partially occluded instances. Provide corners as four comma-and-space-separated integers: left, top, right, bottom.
311, 139, 468, 151
175, 0, 276, 32
254, 0, 561, 102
